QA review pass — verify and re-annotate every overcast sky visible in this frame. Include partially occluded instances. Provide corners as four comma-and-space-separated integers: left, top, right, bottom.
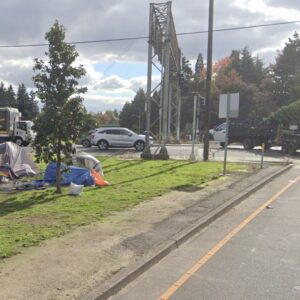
0, 0, 299, 112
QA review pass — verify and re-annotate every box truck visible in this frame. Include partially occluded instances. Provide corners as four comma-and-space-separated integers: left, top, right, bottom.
0, 107, 34, 146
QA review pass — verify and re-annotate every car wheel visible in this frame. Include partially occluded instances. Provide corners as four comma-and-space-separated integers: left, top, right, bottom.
134, 140, 145, 151
97, 140, 108, 150
281, 142, 288, 154
14, 138, 23, 146
288, 142, 296, 155
243, 139, 254, 150
264, 142, 272, 150
82, 139, 91, 148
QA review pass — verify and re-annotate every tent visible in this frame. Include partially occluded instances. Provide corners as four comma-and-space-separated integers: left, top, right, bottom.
44, 162, 109, 187
0, 142, 39, 179
75, 152, 104, 176
75, 152, 109, 186
44, 163, 95, 186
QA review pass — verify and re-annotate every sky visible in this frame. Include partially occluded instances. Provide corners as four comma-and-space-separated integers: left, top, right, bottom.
0, 0, 299, 112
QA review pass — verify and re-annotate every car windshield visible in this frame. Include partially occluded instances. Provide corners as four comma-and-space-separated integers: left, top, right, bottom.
216, 123, 226, 131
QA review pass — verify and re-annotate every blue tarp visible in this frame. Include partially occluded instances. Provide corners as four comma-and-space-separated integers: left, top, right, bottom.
44, 163, 95, 186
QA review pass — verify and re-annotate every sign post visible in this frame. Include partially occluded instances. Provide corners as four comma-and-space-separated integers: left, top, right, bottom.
219, 93, 239, 175
189, 95, 197, 161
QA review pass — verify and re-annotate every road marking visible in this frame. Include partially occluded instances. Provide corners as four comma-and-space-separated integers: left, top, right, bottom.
158, 175, 300, 300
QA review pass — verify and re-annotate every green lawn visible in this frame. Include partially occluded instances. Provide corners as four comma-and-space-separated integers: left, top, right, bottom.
0, 157, 248, 258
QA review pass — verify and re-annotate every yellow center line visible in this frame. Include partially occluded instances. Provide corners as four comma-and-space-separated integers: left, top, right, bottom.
158, 175, 300, 300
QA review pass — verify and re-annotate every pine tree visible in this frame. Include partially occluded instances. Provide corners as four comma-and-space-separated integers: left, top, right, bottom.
119, 88, 146, 133
0, 82, 8, 107
273, 32, 300, 104
17, 84, 39, 120
7, 85, 17, 107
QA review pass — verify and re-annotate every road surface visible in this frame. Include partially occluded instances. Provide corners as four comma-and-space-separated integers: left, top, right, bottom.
77, 143, 291, 164
110, 164, 300, 300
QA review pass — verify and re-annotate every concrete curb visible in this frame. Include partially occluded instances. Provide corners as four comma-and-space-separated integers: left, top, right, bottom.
82, 163, 293, 300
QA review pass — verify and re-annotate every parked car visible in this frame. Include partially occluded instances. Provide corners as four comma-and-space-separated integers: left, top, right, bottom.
80, 130, 96, 148
90, 127, 153, 151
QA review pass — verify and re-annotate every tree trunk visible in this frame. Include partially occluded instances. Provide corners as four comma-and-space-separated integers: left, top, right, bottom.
55, 140, 62, 194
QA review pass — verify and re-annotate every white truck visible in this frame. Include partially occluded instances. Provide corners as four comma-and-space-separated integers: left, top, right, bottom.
0, 107, 34, 146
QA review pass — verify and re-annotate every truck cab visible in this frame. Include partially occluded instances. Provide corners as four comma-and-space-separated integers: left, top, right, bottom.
210, 121, 276, 150
209, 123, 226, 143
0, 107, 34, 146
15, 121, 35, 146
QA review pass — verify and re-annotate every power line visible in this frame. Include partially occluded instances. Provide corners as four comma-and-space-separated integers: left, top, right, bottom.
0, 20, 299, 48
178, 20, 300, 36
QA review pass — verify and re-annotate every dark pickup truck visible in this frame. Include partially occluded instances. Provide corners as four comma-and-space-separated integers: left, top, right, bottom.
210, 121, 276, 150
280, 127, 300, 155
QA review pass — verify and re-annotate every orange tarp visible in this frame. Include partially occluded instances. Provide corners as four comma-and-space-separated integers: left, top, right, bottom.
91, 169, 110, 187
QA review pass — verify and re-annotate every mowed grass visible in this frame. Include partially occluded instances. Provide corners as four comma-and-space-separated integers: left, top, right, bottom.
0, 157, 248, 258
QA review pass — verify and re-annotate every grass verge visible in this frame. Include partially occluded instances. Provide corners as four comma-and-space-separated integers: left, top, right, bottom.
0, 157, 248, 258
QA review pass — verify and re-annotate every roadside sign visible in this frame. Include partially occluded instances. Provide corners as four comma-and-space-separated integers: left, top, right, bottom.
219, 93, 239, 176
219, 93, 239, 118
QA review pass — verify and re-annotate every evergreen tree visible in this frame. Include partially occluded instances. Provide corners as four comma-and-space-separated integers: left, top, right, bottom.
179, 57, 195, 133
227, 47, 265, 85
119, 88, 146, 133
0, 82, 8, 107
17, 84, 30, 116
17, 84, 39, 120
194, 53, 205, 79
7, 85, 17, 107
29, 91, 39, 120
273, 32, 300, 104
194, 53, 206, 94
240, 47, 265, 85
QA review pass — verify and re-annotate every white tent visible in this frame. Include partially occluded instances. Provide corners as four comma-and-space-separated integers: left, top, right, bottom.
75, 152, 103, 176
0, 142, 39, 178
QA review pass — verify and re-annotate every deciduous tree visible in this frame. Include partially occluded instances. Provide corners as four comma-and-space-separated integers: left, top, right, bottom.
33, 20, 87, 193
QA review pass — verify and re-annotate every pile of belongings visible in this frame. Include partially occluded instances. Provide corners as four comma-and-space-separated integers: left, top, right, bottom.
0, 142, 39, 180
44, 152, 109, 187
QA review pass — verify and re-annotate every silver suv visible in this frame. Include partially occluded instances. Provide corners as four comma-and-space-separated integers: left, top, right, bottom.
90, 127, 153, 151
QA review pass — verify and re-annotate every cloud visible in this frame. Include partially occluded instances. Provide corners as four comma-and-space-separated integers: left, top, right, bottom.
84, 94, 130, 113
0, 0, 299, 112
265, 0, 300, 10
97, 76, 127, 90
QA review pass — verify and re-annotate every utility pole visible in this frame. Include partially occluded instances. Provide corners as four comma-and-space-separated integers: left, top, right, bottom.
189, 94, 198, 161
143, 3, 154, 156
203, 0, 214, 161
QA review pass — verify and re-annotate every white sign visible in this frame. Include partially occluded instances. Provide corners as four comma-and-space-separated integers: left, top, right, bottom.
219, 93, 239, 118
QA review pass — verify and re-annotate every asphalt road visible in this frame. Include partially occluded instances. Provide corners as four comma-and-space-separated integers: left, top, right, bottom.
77, 143, 291, 164
110, 164, 300, 300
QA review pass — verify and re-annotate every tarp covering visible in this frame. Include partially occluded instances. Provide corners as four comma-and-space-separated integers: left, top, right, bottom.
0, 142, 39, 178
44, 163, 95, 186
91, 169, 109, 186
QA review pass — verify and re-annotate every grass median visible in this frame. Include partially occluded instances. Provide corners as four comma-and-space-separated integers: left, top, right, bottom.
0, 157, 249, 259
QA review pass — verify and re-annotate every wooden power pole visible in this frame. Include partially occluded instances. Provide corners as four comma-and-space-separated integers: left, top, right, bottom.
203, 0, 214, 161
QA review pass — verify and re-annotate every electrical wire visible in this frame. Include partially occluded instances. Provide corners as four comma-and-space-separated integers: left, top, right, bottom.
0, 20, 299, 48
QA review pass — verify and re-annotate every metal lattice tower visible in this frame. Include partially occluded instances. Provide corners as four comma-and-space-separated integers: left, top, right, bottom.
142, 1, 182, 159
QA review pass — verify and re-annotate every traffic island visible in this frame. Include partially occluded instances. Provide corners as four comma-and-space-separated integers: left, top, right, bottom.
141, 146, 170, 160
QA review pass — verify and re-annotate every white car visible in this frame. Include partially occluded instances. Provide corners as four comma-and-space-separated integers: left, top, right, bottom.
90, 127, 153, 151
